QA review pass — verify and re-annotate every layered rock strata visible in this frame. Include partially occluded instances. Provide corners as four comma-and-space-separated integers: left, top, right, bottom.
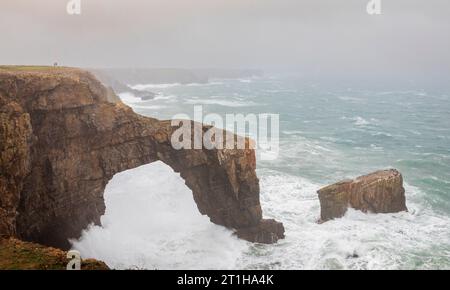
318, 169, 407, 222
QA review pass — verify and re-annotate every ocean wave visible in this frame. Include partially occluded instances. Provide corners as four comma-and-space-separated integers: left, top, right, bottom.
118, 92, 142, 104
319, 136, 339, 143
130, 82, 225, 91
184, 98, 258, 107
153, 94, 177, 101
130, 83, 181, 91
342, 116, 372, 127
117, 92, 173, 111
239, 171, 450, 269
338, 96, 364, 102
239, 79, 253, 83
370, 144, 384, 151
265, 89, 297, 93
185, 81, 224, 87
71, 161, 246, 270
353, 117, 370, 126
371, 132, 393, 138
70, 162, 450, 270
282, 130, 304, 135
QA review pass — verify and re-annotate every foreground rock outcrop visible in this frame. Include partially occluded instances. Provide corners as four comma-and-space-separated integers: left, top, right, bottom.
318, 169, 407, 222
0, 237, 108, 270
0, 66, 284, 249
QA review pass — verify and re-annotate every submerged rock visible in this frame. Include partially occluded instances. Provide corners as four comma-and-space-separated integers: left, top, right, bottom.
317, 169, 407, 222
139, 92, 156, 100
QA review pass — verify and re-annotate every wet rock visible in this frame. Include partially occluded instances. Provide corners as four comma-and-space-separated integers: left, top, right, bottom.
318, 169, 407, 222
236, 219, 285, 244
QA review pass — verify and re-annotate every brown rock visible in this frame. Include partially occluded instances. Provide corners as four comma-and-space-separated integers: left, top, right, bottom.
236, 219, 285, 244
0, 66, 284, 249
318, 169, 408, 222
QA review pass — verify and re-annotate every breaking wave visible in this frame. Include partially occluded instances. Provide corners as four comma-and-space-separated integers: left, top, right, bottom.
130, 83, 181, 91
184, 98, 258, 107
71, 161, 246, 270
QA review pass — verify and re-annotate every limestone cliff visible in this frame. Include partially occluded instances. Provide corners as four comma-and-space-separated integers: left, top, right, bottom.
0, 66, 284, 249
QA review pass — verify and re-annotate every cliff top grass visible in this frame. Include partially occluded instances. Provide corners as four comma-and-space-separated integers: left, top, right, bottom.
0, 65, 72, 72
0, 66, 93, 82
0, 238, 109, 270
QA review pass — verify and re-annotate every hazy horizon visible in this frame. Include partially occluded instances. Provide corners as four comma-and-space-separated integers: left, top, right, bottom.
1, 0, 450, 81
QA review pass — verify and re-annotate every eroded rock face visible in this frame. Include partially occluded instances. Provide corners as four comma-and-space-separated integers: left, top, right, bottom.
236, 219, 285, 244
0, 67, 284, 249
317, 169, 407, 222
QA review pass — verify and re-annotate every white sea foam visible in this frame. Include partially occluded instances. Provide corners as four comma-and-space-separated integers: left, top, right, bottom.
184, 98, 258, 107
117, 92, 169, 111
342, 116, 371, 127
130, 82, 225, 91
319, 136, 339, 143
185, 81, 224, 87
152, 94, 173, 100
237, 170, 450, 270
118, 92, 142, 104
371, 131, 393, 138
282, 130, 304, 135
338, 96, 364, 102
130, 83, 181, 91
71, 161, 247, 270
353, 116, 370, 126
70, 163, 450, 270
239, 79, 253, 83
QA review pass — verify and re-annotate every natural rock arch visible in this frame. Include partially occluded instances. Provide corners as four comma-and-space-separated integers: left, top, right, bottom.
0, 67, 284, 250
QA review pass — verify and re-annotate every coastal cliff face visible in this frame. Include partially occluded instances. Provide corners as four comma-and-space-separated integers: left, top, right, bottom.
0, 67, 284, 249
318, 169, 408, 222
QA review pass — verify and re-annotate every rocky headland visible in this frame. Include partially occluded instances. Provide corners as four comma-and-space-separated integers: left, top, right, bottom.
0, 66, 284, 256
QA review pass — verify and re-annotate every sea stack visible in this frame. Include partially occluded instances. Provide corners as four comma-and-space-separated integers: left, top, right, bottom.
317, 169, 408, 222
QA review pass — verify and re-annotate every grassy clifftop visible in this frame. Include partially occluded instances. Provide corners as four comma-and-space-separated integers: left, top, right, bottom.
0, 65, 69, 71
0, 238, 109, 270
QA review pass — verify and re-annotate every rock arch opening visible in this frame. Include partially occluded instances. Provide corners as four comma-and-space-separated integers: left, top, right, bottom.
71, 161, 246, 269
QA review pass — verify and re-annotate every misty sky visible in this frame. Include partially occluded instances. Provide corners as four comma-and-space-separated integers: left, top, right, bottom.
1, 0, 450, 79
